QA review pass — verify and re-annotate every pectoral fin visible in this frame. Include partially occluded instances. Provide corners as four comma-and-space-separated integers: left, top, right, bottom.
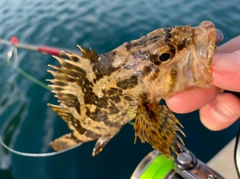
134, 103, 185, 158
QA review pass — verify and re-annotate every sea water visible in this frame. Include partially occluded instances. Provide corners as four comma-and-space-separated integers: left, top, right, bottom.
0, 0, 239, 178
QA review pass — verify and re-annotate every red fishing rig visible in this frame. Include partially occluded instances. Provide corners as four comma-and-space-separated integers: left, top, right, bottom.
0, 36, 67, 58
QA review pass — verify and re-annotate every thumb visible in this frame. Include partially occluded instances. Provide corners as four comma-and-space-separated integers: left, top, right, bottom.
200, 93, 240, 130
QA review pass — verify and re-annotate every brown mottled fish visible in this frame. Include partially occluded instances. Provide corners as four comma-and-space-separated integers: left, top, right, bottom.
47, 21, 221, 157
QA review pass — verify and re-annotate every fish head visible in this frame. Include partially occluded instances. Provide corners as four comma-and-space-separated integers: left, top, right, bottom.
141, 21, 219, 100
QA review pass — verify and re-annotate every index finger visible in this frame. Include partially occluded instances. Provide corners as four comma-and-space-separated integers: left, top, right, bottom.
212, 52, 240, 92
166, 87, 220, 113
218, 35, 240, 53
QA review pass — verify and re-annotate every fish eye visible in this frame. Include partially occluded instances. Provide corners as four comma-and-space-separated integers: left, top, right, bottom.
150, 53, 171, 65
150, 44, 176, 65
159, 53, 171, 61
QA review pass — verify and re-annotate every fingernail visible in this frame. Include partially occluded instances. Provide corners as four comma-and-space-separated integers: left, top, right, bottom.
213, 53, 240, 73
212, 101, 237, 123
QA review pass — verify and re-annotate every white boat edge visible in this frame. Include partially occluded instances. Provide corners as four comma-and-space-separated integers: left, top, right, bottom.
207, 138, 238, 178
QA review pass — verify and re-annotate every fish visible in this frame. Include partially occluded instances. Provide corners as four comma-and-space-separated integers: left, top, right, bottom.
47, 21, 219, 158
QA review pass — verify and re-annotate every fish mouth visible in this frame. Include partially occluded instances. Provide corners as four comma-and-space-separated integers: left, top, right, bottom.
189, 21, 224, 87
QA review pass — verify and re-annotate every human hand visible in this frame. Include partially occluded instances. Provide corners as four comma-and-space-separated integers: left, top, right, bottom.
166, 36, 240, 131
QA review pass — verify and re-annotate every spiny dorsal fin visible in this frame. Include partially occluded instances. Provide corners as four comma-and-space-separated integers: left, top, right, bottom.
62, 51, 81, 62
47, 104, 72, 123
77, 45, 99, 64
47, 51, 97, 118
60, 48, 99, 65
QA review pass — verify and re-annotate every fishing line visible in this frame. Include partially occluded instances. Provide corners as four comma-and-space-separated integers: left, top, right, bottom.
0, 133, 82, 157
0, 54, 51, 91
0, 54, 80, 157
128, 121, 134, 126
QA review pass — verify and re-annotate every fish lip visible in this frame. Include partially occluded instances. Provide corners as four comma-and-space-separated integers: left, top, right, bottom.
186, 21, 218, 87
216, 29, 224, 44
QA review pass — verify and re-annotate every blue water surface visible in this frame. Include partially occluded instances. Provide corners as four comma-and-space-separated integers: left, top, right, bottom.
0, 0, 240, 178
